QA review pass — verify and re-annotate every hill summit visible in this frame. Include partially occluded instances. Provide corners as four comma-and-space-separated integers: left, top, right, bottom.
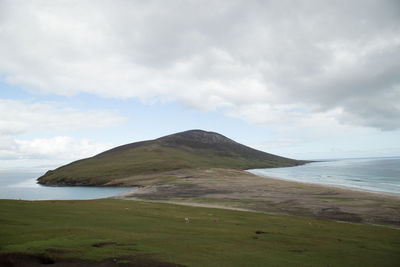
37, 130, 307, 186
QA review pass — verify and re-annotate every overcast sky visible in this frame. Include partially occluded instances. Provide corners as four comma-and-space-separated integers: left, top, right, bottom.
0, 0, 399, 170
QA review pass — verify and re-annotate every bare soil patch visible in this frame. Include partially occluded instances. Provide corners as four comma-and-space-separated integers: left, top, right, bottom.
117, 168, 400, 227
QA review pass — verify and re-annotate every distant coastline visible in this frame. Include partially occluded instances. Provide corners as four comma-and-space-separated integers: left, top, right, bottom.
249, 157, 400, 195
308, 155, 400, 161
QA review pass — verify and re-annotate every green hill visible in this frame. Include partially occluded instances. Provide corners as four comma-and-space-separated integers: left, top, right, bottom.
37, 130, 308, 186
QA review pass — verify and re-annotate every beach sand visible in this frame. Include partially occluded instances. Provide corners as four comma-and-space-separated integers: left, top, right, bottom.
113, 168, 400, 227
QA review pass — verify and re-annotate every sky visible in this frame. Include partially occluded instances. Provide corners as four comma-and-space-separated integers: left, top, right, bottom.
0, 0, 399, 170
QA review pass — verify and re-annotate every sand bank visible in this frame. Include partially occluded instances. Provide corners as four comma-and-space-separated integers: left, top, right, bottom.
113, 168, 400, 227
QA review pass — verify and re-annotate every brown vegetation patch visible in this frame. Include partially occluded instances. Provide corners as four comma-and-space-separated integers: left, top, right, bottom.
92, 242, 118, 248
137, 184, 230, 199
316, 207, 363, 222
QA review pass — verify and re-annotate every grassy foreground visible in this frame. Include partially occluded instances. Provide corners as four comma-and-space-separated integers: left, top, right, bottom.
1, 199, 400, 266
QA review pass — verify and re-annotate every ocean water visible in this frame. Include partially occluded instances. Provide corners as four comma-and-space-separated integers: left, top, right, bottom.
0, 170, 135, 200
248, 157, 400, 194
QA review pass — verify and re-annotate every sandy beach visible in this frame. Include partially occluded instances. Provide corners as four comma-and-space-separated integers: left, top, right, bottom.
114, 168, 400, 227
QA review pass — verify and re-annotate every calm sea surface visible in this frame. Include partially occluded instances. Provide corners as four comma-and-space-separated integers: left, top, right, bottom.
248, 157, 400, 194
0, 170, 135, 200
2, 157, 399, 199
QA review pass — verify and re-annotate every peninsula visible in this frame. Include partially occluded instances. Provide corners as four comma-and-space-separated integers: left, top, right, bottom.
36, 130, 400, 226
37, 129, 307, 186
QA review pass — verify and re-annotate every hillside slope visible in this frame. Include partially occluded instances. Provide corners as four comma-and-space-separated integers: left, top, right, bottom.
37, 130, 307, 186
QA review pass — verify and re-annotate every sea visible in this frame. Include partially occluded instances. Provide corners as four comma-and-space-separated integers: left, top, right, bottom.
1, 157, 399, 200
0, 170, 135, 200
248, 157, 400, 195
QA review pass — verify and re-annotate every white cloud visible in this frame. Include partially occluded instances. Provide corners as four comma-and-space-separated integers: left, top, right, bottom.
0, 136, 113, 170
0, 99, 125, 135
12, 136, 111, 160
0, 0, 399, 130
0, 98, 124, 164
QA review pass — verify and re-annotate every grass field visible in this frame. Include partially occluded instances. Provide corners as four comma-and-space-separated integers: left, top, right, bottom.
1, 199, 400, 266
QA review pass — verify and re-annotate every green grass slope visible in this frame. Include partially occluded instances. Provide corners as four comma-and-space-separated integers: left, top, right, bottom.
38, 130, 307, 186
1, 199, 399, 266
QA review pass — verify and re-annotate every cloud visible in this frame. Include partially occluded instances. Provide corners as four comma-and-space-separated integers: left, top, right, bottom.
0, 0, 399, 130
0, 136, 113, 172
0, 136, 112, 160
0, 99, 125, 135
0, 98, 124, 163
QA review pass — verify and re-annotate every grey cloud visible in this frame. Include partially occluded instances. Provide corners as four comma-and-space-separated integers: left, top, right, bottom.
0, 0, 399, 130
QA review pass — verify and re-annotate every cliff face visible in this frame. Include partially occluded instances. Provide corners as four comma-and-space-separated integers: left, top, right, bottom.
37, 130, 308, 186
